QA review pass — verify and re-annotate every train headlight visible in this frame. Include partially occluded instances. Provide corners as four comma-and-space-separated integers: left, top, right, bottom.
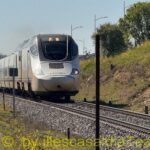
71, 68, 79, 75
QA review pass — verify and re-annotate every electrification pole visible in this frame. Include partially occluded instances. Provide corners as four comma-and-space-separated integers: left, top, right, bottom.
95, 34, 100, 150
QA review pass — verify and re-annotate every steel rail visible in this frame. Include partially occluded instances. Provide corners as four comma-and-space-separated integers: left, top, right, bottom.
42, 100, 150, 135
2, 94, 150, 135
76, 101, 150, 120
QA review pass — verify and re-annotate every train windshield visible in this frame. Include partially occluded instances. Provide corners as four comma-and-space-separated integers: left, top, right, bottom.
41, 41, 67, 60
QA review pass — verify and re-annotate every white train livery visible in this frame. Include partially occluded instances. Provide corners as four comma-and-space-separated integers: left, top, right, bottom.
0, 34, 80, 100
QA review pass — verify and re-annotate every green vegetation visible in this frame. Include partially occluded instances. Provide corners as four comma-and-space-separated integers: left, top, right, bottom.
1, 105, 150, 150
0, 105, 94, 150
76, 41, 150, 112
119, 2, 150, 45
93, 23, 126, 56
94, 2, 150, 56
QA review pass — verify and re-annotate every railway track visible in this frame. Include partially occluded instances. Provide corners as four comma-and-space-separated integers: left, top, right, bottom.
1, 93, 150, 136
61, 101, 150, 128
42, 100, 150, 136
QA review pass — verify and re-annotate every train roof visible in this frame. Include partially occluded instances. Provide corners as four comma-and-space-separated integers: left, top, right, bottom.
15, 34, 72, 50
37, 34, 71, 37
37, 34, 72, 42
0, 34, 73, 60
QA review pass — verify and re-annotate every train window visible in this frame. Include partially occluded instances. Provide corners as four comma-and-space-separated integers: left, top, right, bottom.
30, 44, 38, 56
41, 41, 67, 60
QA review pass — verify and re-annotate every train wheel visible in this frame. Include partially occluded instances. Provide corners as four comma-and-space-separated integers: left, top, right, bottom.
27, 82, 33, 97
17, 82, 21, 95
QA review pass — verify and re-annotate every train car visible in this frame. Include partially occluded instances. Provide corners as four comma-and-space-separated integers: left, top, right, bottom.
0, 34, 80, 100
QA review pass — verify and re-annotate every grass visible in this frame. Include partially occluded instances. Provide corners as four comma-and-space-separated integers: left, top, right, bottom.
0, 105, 94, 150
0, 105, 149, 150
101, 41, 150, 71
75, 40, 150, 112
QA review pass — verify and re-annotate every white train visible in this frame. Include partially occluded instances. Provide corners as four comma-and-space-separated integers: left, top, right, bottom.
0, 34, 80, 100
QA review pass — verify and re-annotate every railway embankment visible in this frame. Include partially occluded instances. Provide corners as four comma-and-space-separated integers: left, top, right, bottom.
0, 95, 149, 137
0, 95, 95, 138
0, 103, 94, 150
77, 40, 150, 112
0, 95, 150, 149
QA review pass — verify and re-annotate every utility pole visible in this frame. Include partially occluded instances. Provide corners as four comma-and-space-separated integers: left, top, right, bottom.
12, 69, 15, 118
94, 14, 96, 33
94, 15, 108, 33
95, 34, 100, 150
9, 68, 18, 118
71, 25, 83, 37
2, 88, 5, 111
124, 0, 126, 17
71, 24, 73, 37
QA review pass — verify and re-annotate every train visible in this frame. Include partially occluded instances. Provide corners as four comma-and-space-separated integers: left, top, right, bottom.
0, 34, 80, 100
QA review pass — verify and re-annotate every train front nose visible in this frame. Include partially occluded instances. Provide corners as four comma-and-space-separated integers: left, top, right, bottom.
40, 75, 79, 92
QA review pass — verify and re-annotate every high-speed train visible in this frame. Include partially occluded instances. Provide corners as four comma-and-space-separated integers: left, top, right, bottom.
0, 34, 80, 100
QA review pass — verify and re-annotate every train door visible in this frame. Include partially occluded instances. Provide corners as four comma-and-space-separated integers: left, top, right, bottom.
16, 51, 22, 92
4, 57, 8, 88
27, 50, 33, 93
27, 50, 30, 82
18, 51, 22, 82
22, 49, 28, 91
15, 54, 17, 89
2, 59, 5, 88
7, 55, 14, 89
8, 56, 12, 89
3, 59, 6, 88
0, 61, 2, 87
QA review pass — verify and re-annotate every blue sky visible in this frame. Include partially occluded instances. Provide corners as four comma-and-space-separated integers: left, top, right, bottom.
0, 0, 149, 55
